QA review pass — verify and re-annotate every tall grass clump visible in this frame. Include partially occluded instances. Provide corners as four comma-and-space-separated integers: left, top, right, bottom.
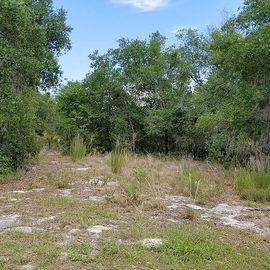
109, 148, 128, 174
170, 160, 223, 204
235, 170, 270, 202
70, 134, 86, 162
118, 177, 141, 206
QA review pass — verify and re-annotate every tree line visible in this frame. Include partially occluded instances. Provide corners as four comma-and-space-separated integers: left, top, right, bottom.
1, 0, 270, 174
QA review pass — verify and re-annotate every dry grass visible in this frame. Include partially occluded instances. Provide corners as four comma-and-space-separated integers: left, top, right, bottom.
0, 151, 269, 269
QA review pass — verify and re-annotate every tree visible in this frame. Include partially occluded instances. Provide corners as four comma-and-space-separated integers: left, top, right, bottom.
0, 0, 71, 172
195, 0, 270, 164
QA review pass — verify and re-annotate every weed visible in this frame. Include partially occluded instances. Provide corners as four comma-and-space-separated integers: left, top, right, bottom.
102, 242, 120, 255
67, 241, 93, 263
118, 178, 141, 206
132, 165, 148, 182
142, 198, 166, 211
70, 134, 86, 162
183, 208, 198, 220
0, 169, 23, 184
56, 179, 71, 189
170, 163, 223, 204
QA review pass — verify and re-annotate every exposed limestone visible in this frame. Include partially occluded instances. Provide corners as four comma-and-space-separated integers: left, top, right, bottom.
36, 215, 56, 225
166, 195, 270, 235
12, 190, 27, 194
141, 238, 163, 248
87, 225, 112, 235
31, 188, 45, 192
85, 196, 107, 202
21, 263, 35, 270
13, 226, 33, 233
71, 167, 89, 172
0, 215, 20, 230
61, 228, 80, 245
59, 189, 73, 197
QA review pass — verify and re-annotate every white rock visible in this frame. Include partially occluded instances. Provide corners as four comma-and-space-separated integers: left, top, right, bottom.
59, 252, 68, 260
31, 188, 45, 192
186, 204, 204, 210
107, 181, 118, 187
12, 190, 27, 194
87, 225, 112, 235
36, 216, 56, 225
166, 195, 200, 210
59, 189, 73, 197
141, 238, 163, 248
69, 228, 80, 235
22, 263, 35, 270
61, 229, 80, 245
165, 195, 270, 235
0, 255, 8, 262
86, 196, 107, 202
13, 227, 33, 233
71, 167, 89, 172
0, 215, 20, 230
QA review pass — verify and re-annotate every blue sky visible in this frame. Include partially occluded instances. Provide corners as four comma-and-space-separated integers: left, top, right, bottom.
53, 0, 244, 82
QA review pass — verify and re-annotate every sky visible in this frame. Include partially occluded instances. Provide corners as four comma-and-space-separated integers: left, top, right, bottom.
53, 0, 244, 82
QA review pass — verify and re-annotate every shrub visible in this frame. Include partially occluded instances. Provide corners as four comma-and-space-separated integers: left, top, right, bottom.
0, 155, 12, 175
0, 89, 40, 173
70, 134, 86, 162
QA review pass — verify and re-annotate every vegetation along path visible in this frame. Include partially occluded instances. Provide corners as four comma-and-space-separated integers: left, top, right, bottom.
0, 151, 270, 269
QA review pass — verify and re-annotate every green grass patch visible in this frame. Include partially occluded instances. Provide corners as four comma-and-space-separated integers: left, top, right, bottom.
171, 164, 222, 204
0, 231, 61, 269
97, 221, 270, 270
67, 241, 94, 263
236, 170, 270, 202
0, 169, 24, 184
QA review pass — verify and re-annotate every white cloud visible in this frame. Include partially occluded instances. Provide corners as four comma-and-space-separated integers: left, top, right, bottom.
111, 0, 169, 11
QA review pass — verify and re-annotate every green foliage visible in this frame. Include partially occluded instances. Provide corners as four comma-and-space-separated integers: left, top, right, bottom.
0, 156, 12, 175
132, 165, 149, 182
70, 135, 86, 162
193, 0, 270, 164
170, 161, 222, 203
119, 177, 141, 205
0, 0, 71, 173
0, 89, 40, 171
159, 227, 238, 268
235, 170, 270, 202
57, 32, 193, 154
2, 0, 269, 176
67, 241, 93, 263
109, 149, 128, 174
0, 0, 72, 91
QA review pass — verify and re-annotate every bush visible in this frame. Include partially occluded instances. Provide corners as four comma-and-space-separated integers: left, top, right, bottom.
70, 134, 86, 162
0, 89, 40, 173
0, 155, 12, 175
